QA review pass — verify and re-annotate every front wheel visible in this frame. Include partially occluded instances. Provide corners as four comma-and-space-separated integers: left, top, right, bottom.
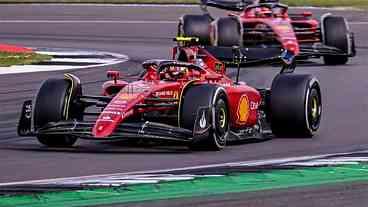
34, 74, 83, 147
321, 15, 353, 65
180, 84, 229, 151
270, 74, 322, 137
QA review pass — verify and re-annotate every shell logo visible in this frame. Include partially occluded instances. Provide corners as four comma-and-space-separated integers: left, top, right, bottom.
237, 95, 250, 124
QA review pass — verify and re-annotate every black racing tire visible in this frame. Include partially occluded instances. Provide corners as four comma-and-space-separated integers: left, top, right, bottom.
180, 84, 229, 151
34, 78, 82, 147
322, 15, 350, 65
180, 14, 212, 45
211, 17, 242, 47
270, 74, 322, 137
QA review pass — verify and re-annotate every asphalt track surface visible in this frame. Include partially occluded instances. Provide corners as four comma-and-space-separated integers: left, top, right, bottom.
0, 4, 368, 206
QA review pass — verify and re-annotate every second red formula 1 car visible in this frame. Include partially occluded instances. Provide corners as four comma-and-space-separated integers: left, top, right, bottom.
179, 0, 356, 65
18, 37, 322, 151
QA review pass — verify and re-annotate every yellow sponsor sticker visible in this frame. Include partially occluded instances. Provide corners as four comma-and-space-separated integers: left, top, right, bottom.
276, 24, 291, 31
173, 91, 179, 99
120, 93, 138, 100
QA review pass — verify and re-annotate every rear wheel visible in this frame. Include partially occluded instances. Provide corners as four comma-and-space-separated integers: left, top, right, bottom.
322, 15, 352, 65
180, 84, 229, 150
34, 75, 83, 147
270, 74, 322, 137
179, 14, 212, 45
211, 17, 242, 47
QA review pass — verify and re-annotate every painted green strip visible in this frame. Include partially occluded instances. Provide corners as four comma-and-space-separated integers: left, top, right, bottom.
1, 164, 368, 207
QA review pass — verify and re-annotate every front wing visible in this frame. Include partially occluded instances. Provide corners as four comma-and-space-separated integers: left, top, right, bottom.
17, 101, 213, 143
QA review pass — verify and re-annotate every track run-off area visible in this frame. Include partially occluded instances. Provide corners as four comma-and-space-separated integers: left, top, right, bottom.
0, 4, 368, 206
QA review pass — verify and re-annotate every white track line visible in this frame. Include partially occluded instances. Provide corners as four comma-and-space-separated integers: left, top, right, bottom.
49, 58, 119, 63
36, 50, 126, 57
1, 150, 367, 187
0, 60, 126, 75
350, 22, 368, 25
0, 50, 128, 75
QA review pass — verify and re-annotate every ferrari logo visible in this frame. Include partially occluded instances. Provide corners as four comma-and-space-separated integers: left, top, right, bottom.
215, 62, 223, 72
237, 95, 250, 123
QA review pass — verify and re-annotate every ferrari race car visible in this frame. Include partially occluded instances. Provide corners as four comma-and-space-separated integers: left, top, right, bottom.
17, 37, 322, 151
179, 0, 356, 65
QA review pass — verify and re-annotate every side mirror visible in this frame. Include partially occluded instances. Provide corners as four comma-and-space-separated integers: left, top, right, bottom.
107, 70, 120, 84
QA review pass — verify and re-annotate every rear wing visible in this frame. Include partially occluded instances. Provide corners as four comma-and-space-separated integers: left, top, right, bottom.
203, 46, 296, 73
204, 46, 282, 66
200, 0, 288, 12
200, 0, 250, 12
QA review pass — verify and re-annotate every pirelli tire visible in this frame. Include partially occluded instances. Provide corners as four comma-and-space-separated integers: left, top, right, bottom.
180, 14, 212, 45
180, 84, 229, 151
321, 15, 352, 65
211, 17, 242, 47
34, 76, 83, 147
270, 74, 322, 138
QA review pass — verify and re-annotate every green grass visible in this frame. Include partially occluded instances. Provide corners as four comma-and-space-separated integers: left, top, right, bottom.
0, 52, 51, 67
0, 0, 366, 7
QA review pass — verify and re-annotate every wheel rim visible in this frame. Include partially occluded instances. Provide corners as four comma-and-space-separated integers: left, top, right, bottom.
219, 108, 226, 128
311, 97, 318, 119
215, 98, 228, 144
307, 87, 322, 131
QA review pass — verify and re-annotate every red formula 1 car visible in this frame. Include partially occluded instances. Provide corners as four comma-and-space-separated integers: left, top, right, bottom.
179, 0, 356, 65
17, 37, 322, 151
